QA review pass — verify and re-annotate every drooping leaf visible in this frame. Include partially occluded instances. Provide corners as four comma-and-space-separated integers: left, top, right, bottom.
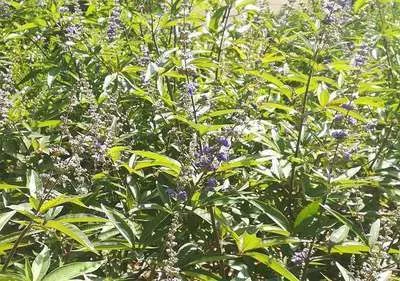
329, 225, 350, 244
235, 232, 263, 254
102, 205, 136, 247
246, 252, 299, 281
368, 219, 380, 246
45, 221, 98, 254
42, 261, 104, 281
32, 246, 51, 281
0, 210, 16, 232
294, 201, 320, 229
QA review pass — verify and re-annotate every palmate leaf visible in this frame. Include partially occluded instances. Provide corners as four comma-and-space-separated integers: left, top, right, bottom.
245, 252, 299, 281
41, 261, 104, 281
44, 221, 98, 254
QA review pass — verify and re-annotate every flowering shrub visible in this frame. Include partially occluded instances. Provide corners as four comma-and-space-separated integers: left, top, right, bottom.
0, 0, 399, 280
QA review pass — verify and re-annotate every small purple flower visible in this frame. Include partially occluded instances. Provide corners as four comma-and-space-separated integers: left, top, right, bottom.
166, 188, 177, 198
207, 177, 218, 189
216, 136, 230, 147
333, 114, 344, 122
331, 129, 348, 140
186, 82, 197, 96
347, 117, 357, 126
343, 150, 352, 160
65, 24, 82, 41
216, 151, 229, 162
177, 190, 187, 201
291, 248, 314, 266
59, 6, 69, 14
341, 103, 354, 111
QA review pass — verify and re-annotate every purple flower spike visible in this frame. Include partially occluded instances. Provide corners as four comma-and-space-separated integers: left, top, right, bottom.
216, 136, 231, 147
186, 82, 197, 96
217, 151, 229, 162
177, 191, 188, 201
331, 129, 348, 140
207, 177, 218, 188
341, 103, 354, 111
333, 114, 344, 122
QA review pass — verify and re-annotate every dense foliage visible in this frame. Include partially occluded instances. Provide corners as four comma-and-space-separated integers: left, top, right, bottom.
0, 0, 399, 280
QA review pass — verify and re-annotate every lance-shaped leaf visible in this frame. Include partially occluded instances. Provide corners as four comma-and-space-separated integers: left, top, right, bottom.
0, 210, 16, 232
27, 170, 43, 200
102, 205, 136, 247
39, 196, 86, 213
329, 225, 350, 244
32, 246, 51, 281
368, 219, 380, 246
45, 221, 98, 254
246, 252, 299, 281
42, 261, 104, 281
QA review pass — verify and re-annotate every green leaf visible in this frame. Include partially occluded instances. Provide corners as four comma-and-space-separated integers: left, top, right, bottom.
368, 219, 380, 246
102, 205, 136, 247
294, 201, 320, 229
186, 255, 238, 266
0, 183, 27, 190
318, 89, 330, 107
32, 246, 51, 281
42, 261, 104, 281
190, 58, 217, 69
36, 120, 61, 128
246, 252, 299, 281
260, 103, 296, 113
354, 96, 384, 108
235, 232, 263, 254
45, 221, 98, 254
39, 196, 86, 213
217, 156, 271, 172
0, 273, 24, 281
0, 210, 16, 232
353, 0, 367, 13
55, 213, 107, 223
322, 204, 367, 243
324, 242, 369, 254
332, 166, 361, 182
247, 70, 291, 98
27, 170, 43, 200
329, 225, 350, 244
336, 262, 354, 281
249, 200, 290, 231
209, 6, 226, 33
130, 150, 181, 176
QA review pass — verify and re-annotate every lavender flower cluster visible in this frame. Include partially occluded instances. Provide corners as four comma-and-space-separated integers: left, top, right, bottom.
195, 136, 231, 171
352, 43, 370, 68
291, 248, 315, 266
0, 67, 14, 126
107, 1, 122, 42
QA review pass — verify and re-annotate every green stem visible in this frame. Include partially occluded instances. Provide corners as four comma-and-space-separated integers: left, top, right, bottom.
208, 206, 225, 277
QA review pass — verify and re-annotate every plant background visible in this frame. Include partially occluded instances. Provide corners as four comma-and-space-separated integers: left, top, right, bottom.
0, 0, 399, 280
